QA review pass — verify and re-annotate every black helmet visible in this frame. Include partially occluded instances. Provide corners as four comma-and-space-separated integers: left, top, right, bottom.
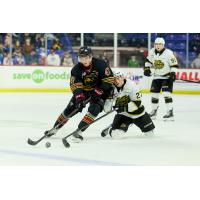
78, 46, 92, 57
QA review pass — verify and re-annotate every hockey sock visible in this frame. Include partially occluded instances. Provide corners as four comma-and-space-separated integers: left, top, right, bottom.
151, 97, 159, 111
78, 112, 95, 131
53, 113, 69, 129
164, 97, 173, 111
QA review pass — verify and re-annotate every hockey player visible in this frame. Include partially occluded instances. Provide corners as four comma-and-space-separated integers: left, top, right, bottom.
45, 46, 114, 142
144, 37, 179, 120
101, 71, 155, 139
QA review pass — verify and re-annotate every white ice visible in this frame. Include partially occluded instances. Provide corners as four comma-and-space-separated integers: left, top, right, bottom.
0, 92, 200, 165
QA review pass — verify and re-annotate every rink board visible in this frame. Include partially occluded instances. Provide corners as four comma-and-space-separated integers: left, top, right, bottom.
0, 66, 200, 94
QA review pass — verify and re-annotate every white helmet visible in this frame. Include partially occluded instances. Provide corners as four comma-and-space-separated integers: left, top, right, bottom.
154, 37, 165, 45
113, 71, 123, 77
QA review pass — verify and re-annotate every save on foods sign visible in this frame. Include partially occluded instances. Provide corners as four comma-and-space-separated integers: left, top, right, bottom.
0, 66, 200, 93
13, 69, 69, 84
0, 66, 71, 89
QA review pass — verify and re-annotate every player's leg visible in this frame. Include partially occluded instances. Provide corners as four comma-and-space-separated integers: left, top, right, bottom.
107, 114, 132, 139
101, 124, 112, 137
72, 99, 104, 142
133, 112, 155, 137
45, 96, 78, 137
149, 79, 162, 119
162, 79, 174, 121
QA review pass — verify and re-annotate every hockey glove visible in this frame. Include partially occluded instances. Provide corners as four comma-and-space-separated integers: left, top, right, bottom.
113, 103, 128, 113
169, 72, 176, 82
91, 88, 104, 110
144, 67, 151, 77
75, 93, 86, 112
91, 88, 103, 102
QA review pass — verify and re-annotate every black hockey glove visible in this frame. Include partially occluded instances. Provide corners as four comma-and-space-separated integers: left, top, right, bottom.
144, 67, 151, 77
169, 72, 176, 82
91, 88, 103, 102
91, 88, 104, 110
75, 93, 86, 112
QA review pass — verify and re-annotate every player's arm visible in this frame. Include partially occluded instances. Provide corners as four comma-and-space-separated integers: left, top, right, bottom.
95, 62, 114, 96
144, 51, 153, 77
169, 52, 179, 71
168, 51, 179, 82
70, 66, 84, 96
70, 67, 86, 109
127, 86, 143, 113
104, 86, 116, 113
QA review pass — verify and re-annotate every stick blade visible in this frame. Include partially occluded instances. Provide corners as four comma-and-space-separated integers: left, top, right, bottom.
27, 138, 37, 145
62, 138, 70, 148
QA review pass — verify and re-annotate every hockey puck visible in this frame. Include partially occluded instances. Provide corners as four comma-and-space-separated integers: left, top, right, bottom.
45, 142, 51, 148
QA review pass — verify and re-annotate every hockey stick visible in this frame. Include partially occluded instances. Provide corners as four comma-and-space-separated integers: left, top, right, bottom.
27, 97, 91, 146
62, 109, 116, 148
177, 79, 200, 84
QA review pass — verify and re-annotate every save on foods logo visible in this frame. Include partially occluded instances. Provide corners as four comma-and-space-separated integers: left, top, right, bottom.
13, 70, 70, 83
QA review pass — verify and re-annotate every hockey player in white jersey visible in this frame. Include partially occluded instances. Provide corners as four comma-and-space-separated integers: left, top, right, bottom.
101, 71, 155, 139
144, 37, 179, 120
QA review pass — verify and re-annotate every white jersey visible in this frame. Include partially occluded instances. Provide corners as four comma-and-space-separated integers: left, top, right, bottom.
145, 48, 178, 79
104, 79, 145, 119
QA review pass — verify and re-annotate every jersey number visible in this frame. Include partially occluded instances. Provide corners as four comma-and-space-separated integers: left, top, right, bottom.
136, 92, 142, 99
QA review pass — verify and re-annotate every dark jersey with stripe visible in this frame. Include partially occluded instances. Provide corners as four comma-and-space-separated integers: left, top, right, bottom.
70, 57, 114, 96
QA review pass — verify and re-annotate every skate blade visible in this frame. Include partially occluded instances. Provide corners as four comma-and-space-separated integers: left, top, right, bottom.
163, 117, 174, 121
71, 138, 82, 143
71, 136, 83, 143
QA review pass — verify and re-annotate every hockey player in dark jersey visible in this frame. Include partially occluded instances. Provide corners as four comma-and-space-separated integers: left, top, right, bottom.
101, 71, 155, 139
45, 46, 114, 142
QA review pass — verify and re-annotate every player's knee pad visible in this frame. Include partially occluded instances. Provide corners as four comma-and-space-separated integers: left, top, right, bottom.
63, 104, 77, 118
151, 93, 159, 104
163, 92, 173, 103
88, 103, 102, 117
110, 129, 125, 139
112, 114, 131, 132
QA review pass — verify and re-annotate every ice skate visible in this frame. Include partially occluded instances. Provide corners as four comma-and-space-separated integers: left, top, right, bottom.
71, 130, 83, 143
149, 108, 158, 120
44, 128, 58, 137
101, 125, 112, 137
143, 130, 154, 137
163, 110, 174, 121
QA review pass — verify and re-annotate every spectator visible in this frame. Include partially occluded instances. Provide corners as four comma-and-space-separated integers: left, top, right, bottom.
4, 34, 11, 48
3, 53, 13, 65
13, 40, 22, 55
13, 51, 26, 65
39, 52, 46, 66
29, 50, 39, 65
100, 51, 109, 65
128, 55, 140, 67
35, 34, 45, 49
0, 42, 4, 64
61, 52, 74, 67
191, 53, 200, 68
52, 38, 61, 50
22, 37, 34, 65
47, 48, 61, 66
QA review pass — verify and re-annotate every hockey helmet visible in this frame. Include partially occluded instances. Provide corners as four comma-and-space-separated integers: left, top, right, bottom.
78, 46, 92, 57
154, 37, 165, 45
113, 71, 124, 77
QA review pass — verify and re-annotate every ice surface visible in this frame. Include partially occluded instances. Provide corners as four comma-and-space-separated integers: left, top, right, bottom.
0, 92, 200, 165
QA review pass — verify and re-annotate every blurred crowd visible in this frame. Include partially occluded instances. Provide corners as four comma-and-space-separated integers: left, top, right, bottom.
1, 33, 200, 68
0, 33, 75, 67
